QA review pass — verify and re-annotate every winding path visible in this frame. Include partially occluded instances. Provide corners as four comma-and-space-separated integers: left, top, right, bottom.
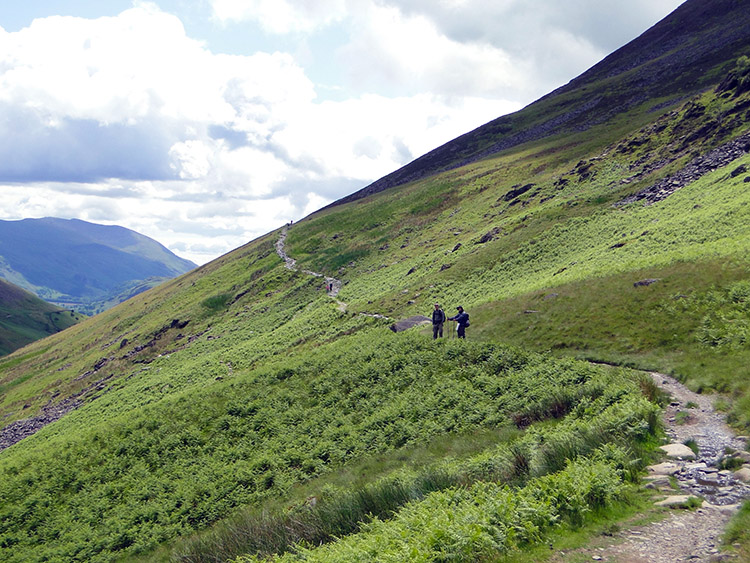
555, 372, 750, 562
275, 226, 390, 319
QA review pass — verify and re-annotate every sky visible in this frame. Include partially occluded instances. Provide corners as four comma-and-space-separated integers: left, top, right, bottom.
0, 0, 685, 265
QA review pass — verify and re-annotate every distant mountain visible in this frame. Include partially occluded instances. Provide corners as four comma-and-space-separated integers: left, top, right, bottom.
0, 278, 82, 356
0, 218, 196, 315
330, 0, 750, 207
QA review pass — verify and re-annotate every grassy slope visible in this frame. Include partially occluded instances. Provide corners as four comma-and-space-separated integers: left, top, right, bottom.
287, 85, 750, 415
0, 52, 749, 563
0, 279, 82, 356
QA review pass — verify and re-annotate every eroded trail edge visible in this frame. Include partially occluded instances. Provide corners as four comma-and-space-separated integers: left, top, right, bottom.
561, 372, 750, 563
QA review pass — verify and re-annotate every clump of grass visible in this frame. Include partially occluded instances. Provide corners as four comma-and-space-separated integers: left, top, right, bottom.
674, 410, 691, 425
201, 293, 232, 312
683, 438, 700, 456
723, 501, 750, 554
714, 397, 731, 412
719, 456, 745, 471
685, 496, 703, 510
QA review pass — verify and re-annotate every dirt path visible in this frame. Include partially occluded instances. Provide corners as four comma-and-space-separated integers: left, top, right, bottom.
275, 226, 343, 299
275, 226, 391, 318
556, 372, 750, 562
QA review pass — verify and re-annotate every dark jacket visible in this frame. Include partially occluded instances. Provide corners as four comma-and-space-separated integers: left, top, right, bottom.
432, 308, 446, 324
449, 311, 469, 327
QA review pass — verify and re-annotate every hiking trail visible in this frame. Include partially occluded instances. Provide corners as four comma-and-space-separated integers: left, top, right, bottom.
276, 226, 750, 561
554, 372, 750, 563
275, 226, 389, 319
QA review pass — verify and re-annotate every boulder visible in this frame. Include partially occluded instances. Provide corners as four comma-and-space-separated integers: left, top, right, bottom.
389, 316, 431, 333
733, 467, 750, 483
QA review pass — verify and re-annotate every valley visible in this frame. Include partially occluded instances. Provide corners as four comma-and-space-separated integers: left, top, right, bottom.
1, 1, 749, 561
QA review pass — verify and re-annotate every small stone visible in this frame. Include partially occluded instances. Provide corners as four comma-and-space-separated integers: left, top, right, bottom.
644, 476, 671, 490
696, 473, 721, 487
686, 462, 708, 471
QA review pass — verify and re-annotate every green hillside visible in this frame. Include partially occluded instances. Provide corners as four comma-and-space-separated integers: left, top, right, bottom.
0, 278, 83, 356
1, 1, 750, 562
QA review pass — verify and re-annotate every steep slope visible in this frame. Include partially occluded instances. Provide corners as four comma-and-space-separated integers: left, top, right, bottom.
331, 0, 750, 207
0, 1, 749, 562
0, 279, 82, 356
0, 217, 196, 315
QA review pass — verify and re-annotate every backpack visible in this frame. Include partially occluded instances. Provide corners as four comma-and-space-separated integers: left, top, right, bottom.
464, 314, 470, 327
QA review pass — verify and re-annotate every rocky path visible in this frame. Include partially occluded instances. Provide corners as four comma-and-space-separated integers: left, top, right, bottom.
557, 372, 750, 562
275, 226, 343, 299
275, 226, 392, 319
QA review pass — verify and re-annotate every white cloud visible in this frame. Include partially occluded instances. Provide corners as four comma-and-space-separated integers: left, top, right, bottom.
211, 0, 347, 33
338, 3, 523, 98
0, 0, 686, 264
169, 140, 216, 179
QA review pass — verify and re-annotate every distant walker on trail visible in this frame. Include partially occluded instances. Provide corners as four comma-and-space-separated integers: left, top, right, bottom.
431, 303, 446, 339
448, 306, 470, 339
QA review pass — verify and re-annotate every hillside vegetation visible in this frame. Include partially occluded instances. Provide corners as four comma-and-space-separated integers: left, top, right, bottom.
0, 279, 82, 356
1, 4, 750, 562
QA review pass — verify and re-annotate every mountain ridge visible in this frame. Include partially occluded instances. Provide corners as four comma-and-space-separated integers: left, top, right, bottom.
0, 278, 82, 356
325, 0, 750, 210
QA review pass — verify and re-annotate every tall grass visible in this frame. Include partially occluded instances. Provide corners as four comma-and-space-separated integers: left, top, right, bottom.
173, 391, 658, 562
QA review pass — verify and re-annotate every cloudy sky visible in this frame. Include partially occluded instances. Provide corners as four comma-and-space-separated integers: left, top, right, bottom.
0, 0, 684, 265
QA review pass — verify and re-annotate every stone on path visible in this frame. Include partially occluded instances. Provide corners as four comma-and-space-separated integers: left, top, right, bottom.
660, 443, 697, 460
733, 467, 750, 483
647, 462, 682, 476
655, 495, 701, 508
644, 475, 672, 491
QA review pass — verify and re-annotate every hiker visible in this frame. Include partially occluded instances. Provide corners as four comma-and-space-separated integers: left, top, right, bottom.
431, 303, 446, 339
448, 306, 470, 339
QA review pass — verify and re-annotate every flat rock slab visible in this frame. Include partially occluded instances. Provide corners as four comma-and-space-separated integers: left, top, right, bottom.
647, 462, 682, 475
390, 316, 431, 332
660, 443, 697, 460
644, 476, 672, 490
655, 495, 701, 508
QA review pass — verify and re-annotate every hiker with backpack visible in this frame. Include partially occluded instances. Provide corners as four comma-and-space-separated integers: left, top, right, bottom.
431, 303, 446, 339
448, 306, 470, 339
